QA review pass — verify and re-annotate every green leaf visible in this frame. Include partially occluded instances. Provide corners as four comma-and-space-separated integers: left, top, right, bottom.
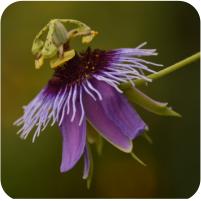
124, 87, 181, 117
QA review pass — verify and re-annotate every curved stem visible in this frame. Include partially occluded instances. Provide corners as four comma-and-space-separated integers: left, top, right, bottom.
120, 52, 200, 89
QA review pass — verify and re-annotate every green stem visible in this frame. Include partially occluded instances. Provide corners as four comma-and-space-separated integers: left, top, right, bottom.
121, 52, 200, 89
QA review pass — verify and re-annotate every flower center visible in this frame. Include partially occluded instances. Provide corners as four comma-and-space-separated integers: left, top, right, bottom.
48, 48, 108, 89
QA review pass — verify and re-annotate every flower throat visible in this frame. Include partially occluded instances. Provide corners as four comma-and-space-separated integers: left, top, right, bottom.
48, 48, 108, 88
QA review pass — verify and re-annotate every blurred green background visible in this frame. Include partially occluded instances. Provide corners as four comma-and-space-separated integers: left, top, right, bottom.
1, 1, 200, 198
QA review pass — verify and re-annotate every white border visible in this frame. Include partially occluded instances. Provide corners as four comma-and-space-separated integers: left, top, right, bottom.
0, 0, 200, 200
0, 0, 200, 20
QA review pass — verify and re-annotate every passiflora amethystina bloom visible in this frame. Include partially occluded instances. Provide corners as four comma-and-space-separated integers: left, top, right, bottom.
14, 19, 180, 185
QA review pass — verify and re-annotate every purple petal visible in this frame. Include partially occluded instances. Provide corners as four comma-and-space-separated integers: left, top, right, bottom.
83, 146, 90, 179
59, 101, 86, 173
91, 80, 147, 140
84, 84, 133, 153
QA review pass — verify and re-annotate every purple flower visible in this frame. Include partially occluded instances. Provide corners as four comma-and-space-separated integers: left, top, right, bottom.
14, 42, 161, 179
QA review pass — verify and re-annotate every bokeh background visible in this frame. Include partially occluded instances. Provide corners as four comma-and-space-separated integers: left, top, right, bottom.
1, 1, 200, 198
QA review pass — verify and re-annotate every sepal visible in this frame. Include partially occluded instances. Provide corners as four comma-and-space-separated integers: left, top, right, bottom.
83, 144, 94, 189
130, 152, 146, 166
87, 123, 103, 155
125, 87, 181, 117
